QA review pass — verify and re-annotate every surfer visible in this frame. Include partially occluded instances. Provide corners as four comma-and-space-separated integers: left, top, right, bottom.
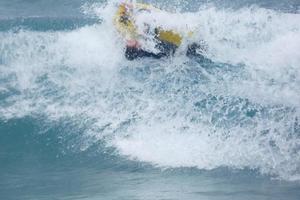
114, 2, 206, 61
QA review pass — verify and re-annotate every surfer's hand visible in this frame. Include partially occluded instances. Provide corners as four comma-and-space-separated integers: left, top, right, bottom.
126, 39, 141, 48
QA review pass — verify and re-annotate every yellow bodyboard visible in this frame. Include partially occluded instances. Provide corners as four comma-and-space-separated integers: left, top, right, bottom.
114, 3, 183, 46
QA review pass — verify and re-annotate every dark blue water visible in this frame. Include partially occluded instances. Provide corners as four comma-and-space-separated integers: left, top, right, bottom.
0, 0, 300, 199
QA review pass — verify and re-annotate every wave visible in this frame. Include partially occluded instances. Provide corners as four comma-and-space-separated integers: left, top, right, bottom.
0, 1, 300, 181
0, 17, 99, 32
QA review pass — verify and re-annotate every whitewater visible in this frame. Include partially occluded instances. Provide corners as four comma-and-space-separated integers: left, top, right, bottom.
0, 0, 300, 199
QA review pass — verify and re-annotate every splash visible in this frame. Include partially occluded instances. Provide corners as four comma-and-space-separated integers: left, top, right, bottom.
0, 1, 299, 181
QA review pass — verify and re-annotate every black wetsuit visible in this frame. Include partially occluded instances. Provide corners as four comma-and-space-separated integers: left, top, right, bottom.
125, 41, 206, 61
125, 40, 177, 60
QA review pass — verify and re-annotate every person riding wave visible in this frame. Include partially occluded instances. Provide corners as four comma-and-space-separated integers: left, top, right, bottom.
114, 2, 206, 61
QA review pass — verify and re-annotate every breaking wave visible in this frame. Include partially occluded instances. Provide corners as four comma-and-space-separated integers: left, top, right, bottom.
0, 0, 300, 181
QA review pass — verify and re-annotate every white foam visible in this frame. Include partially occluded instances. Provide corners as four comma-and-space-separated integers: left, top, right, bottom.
0, 2, 299, 181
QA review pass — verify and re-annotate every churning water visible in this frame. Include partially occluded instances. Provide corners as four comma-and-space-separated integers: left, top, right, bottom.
0, 0, 300, 199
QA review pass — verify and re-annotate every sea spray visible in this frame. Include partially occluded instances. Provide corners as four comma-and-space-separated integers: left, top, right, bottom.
0, 1, 299, 181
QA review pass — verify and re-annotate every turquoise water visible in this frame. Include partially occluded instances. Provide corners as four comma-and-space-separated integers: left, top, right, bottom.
1, 0, 300, 199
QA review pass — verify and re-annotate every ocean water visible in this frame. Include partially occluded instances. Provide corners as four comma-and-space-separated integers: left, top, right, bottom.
1, 0, 300, 199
